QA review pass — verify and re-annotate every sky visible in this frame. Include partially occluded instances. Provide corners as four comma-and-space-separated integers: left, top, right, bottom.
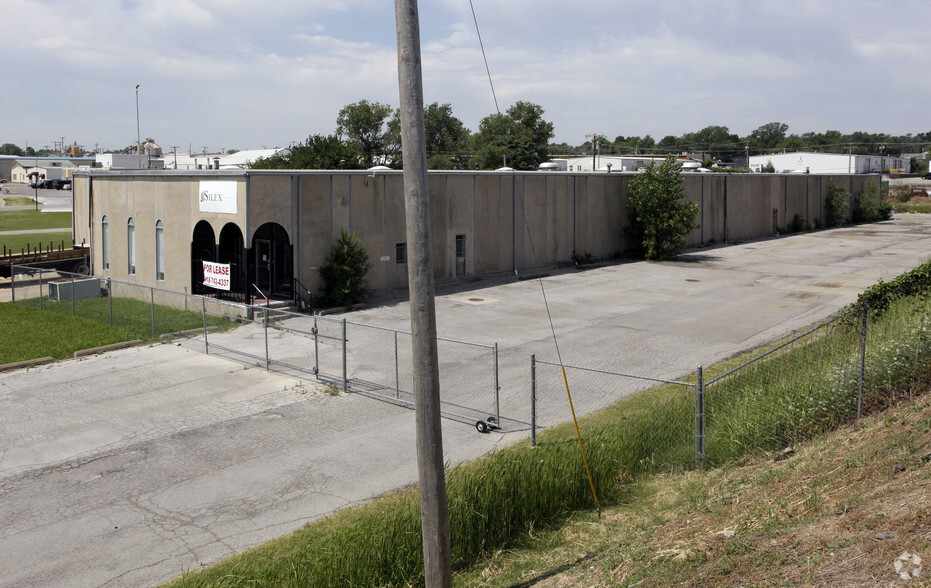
3, 0, 929, 154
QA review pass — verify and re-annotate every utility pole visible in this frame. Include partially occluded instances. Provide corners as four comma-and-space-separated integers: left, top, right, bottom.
395, 1, 452, 586
586, 133, 602, 171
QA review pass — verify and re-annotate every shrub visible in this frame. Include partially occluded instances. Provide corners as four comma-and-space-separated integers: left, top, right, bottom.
824, 181, 849, 228
761, 159, 776, 173
319, 229, 373, 307
853, 179, 893, 223
626, 157, 700, 260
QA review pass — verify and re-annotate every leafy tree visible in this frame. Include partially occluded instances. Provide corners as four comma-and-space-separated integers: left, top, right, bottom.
657, 135, 680, 151
336, 100, 395, 168
852, 179, 893, 223
750, 122, 789, 149
319, 229, 373, 307
626, 157, 700, 260
471, 101, 554, 170
422, 102, 470, 169
0, 143, 24, 156
249, 134, 362, 169
681, 125, 740, 160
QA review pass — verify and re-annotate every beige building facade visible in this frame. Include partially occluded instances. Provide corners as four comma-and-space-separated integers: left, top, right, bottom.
71, 170, 879, 305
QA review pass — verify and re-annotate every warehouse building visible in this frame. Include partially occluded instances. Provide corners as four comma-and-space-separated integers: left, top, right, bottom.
71, 169, 879, 307
749, 151, 908, 174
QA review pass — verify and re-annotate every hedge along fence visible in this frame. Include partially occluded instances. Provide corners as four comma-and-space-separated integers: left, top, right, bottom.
170, 260, 931, 588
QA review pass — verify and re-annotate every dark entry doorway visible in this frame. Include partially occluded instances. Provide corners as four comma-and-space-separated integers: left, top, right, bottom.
251, 222, 292, 300
191, 220, 216, 295
218, 223, 246, 294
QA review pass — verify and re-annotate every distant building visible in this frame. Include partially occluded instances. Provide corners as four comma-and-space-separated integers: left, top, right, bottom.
549, 155, 701, 172
96, 153, 164, 170
8, 157, 95, 183
163, 148, 287, 170
748, 152, 908, 174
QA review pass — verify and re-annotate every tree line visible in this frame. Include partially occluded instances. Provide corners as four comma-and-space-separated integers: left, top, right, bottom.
5, 102, 927, 171
254, 99, 930, 171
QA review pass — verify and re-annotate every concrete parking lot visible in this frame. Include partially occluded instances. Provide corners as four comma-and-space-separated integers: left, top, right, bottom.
2, 213, 931, 586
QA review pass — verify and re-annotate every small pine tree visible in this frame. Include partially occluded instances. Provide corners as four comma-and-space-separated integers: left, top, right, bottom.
319, 229, 373, 307
761, 159, 776, 173
627, 157, 700, 260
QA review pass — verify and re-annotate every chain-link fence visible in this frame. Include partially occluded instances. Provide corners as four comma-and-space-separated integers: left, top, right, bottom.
530, 297, 931, 472
8, 264, 502, 429
530, 356, 698, 471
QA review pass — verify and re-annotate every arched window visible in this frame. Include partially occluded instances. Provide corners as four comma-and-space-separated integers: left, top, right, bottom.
127, 218, 135, 275
101, 215, 110, 270
155, 220, 165, 280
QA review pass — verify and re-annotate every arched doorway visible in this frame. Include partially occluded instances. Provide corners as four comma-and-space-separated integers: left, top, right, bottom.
251, 222, 292, 299
218, 223, 246, 294
191, 220, 216, 295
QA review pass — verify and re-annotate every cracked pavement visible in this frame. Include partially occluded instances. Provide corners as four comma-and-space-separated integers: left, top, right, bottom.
3, 215, 931, 587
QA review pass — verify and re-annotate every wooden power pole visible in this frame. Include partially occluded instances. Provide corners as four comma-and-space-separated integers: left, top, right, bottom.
395, 1, 453, 586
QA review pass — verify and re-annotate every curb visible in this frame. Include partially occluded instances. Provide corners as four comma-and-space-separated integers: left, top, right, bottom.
0, 356, 55, 373
159, 326, 217, 341
74, 340, 145, 358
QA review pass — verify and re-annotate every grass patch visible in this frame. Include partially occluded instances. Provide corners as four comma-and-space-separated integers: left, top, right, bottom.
0, 304, 136, 364
3, 197, 39, 207
894, 202, 931, 214
0, 209, 72, 231
14, 296, 238, 344
0, 231, 72, 254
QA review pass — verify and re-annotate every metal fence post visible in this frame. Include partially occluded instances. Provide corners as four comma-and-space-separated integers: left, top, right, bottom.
394, 330, 400, 399
313, 316, 319, 375
202, 298, 209, 354
38, 272, 43, 309
150, 287, 156, 338
858, 305, 868, 420
263, 308, 270, 371
531, 354, 537, 447
494, 343, 500, 425
10, 267, 14, 303
71, 273, 76, 316
342, 318, 348, 393
107, 278, 113, 326
695, 365, 705, 468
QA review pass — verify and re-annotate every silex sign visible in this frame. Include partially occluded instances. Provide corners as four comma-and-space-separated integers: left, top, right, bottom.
202, 261, 231, 291
198, 181, 238, 214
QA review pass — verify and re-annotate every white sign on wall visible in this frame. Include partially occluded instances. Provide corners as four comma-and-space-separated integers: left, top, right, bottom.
202, 261, 231, 291
198, 181, 238, 214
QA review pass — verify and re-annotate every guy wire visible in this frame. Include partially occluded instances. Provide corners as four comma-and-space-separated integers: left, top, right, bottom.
516, 178, 602, 517
469, 0, 599, 516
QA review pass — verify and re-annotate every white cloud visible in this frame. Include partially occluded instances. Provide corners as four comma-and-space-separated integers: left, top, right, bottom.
2, 0, 930, 152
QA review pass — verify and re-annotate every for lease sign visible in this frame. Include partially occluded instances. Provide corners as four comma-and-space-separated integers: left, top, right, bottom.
198, 181, 238, 214
202, 261, 231, 291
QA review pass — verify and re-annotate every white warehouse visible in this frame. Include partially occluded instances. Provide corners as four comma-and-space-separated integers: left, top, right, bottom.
749, 151, 908, 174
